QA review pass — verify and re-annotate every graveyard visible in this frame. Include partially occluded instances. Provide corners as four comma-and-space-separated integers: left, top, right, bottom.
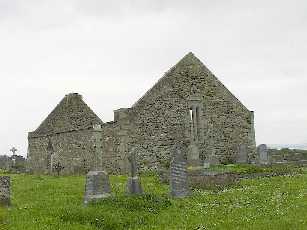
0, 48, 306, 230
0, 162, 307, 230
1, 0, 307, 229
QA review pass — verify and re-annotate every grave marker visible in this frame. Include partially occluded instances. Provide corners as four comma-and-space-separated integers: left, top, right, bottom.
236, 144, 248, 163
0, 176, 10, 207
126, 150, 143, 194
170, 145, 190, 198
84, 171, 111, 204
258, 144, 269, 165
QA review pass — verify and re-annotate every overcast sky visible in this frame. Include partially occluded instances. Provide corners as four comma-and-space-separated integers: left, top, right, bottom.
0, 0, 306, 156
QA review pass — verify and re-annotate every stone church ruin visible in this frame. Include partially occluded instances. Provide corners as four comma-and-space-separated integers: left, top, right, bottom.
27, 52, 256, 175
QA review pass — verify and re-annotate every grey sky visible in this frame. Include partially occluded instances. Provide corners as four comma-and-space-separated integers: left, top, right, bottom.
0, 0, 306, 156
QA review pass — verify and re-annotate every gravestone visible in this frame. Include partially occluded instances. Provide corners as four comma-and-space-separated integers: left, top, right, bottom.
236, 144, 248, 163
187, 143, 201, 167
0, 176, 10, 207
170, 145, 190, 198
204, 154, 220, 168
257, 144, 269, 165
84, 171, 111, 205
126, 150, 143, 194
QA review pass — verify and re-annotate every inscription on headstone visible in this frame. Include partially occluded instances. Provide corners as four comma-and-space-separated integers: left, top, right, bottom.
0, 176, 10, 207
84, 171, 111, 205
236, 144, 248, 163
257, 144, 269, 165
126, 150, 143, 194
170, 145, 189, 198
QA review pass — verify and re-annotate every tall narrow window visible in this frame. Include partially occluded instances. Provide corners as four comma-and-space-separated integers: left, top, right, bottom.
189, 105, 203, 142
190, 106, 198, 142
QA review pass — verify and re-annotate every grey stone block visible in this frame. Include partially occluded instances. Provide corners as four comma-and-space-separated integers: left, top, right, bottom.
257, 144, 269, 165
84, 171, 111, 205
0, 176, 10, 207
127, 176, 143, 194
236, 144, 248, 163
170, 145, 190, 198
126, 150, 143, 195
187, 143, 202, 167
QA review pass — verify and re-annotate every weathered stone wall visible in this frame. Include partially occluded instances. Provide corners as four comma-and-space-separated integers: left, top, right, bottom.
28, 53, 256, 175
28, 93, 104, 175
100, 122, 128, 174
123, 53, 256, 170
29, 119, 130, 175
28, 129, 99, 175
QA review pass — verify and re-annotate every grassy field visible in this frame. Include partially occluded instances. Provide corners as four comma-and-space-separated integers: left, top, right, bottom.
1, 166, 307, 230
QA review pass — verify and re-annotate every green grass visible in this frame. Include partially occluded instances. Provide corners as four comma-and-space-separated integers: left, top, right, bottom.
2, 167, 307, 230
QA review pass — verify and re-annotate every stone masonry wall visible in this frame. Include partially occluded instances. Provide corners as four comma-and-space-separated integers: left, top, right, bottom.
28, 129, 99, 175
122, 53, 256, 171
27, 53, 256, 175
28, 93, 104, 175
100, 122, 128, 174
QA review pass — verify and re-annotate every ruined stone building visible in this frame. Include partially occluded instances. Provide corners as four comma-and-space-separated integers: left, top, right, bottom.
27, 52, 256, 174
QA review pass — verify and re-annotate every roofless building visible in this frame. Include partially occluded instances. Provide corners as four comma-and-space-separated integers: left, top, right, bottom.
27, 52, 256, 174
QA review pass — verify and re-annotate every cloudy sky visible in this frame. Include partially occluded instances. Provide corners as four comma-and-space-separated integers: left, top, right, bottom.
0, 0, 306, 156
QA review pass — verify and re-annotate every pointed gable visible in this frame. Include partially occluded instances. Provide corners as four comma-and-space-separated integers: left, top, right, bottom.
132, 52, 249, 113
31, 93, 103, 136
132, 52, 200, 107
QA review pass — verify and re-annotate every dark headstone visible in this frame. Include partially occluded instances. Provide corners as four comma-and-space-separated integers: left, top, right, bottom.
0, 176, 10, 207
170, 145, 190, 198
127, 176, 143, 194
84, 171, 111, 204
236, 144, 248, 163
126, 150, 143, 194
257, 144, 269, 165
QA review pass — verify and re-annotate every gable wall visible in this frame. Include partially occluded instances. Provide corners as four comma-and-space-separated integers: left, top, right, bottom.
123, 54, 256, 170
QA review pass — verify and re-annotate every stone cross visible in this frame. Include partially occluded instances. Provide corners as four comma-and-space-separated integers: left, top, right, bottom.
236, 144, 248, 163
84, 171, 111, 205
187, 143, 201, 167
0, 176, 10, 207
257, 144, 269, 165
10, 147, 17, 155
46, 138, 54, 173
126, 150, 143, 194
128, 150, 137, 178
170, 145, 190, 198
